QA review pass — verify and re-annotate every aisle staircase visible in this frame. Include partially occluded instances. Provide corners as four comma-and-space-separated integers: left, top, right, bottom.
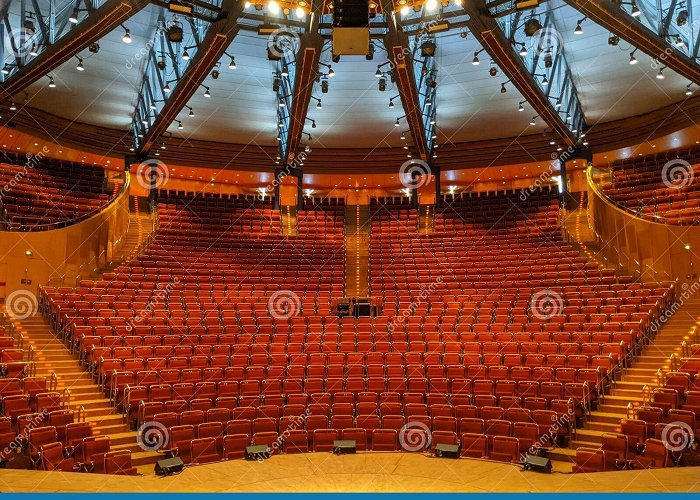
344, 205, 371, 298
418, 204, 434, 235
8, 312, 160, 468
281, 205, 298, 236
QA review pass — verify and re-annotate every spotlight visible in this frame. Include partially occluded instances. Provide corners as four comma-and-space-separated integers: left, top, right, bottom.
203, 86, 211, 97
631, 2, 640, 17
608, 34, 620, 46
686, 84, 693, 96
188, 107, 195, 117
555, 100, 561, 109
69, 8, 79, 23
378, 77, 386, 91
150, 102, 156, 110
500, 83, 507, 93
182, 49, 190, 61
375, 67, 383, 77
279, 97, 286, 107
400, 5, 410, 15
122, 27, 132, 44
426, 0, 437, 11
327, 67, 335, 77
321, 79, 329, 94
157, 59, 166, 70
163, 82, 171, 93
519, 44, 527, 57
295, 6, 305, 18
281, 65, 289, 77
268, 0, 280, 14
421, 41, 437, 57
674, 35, 684, 47
472, 52, 480, 65
518, 102, 524, 112
530, 116, 536, 126
389, 99, 394, 108
430, 117, 436, 125
677, 9, 689, 26
524, 18, 542, 36
426, 97, 432, 106
549, 138, 556, 145
574, 19, 584, 35
229, 57, 237, 69
167, 23, 184, 43
489, 66, 498, 77
400, 132, 406, 140
629, 51, 638, 64
395, 118, 400, 127
29, 44, 38, 57
48, 76, 55, 88
541, 75, 548, 86
316, 100, 322, 109
177, 121, 183, 129
76, 58, 84, 71
9, 102, 17, 111
656, 68, 665, 79
311, 120, 316, 128
1, 66, 9, 74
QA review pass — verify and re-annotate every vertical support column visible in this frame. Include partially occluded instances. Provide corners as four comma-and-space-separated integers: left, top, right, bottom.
273, 168, 282, 210
297, 172, 303, 211
148, 161, 158, 213
434, 164, 441, 209
411, 171, 419, 210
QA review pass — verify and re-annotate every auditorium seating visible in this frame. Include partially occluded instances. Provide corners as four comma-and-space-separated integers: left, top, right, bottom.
0, 153, 115, 230
36, 188, 678, 472
600, 147, 700, 224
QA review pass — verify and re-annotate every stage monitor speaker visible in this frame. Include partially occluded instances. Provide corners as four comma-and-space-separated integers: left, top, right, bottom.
333, 439, 357, 454
523, 454, 552, 473
155, 457, 184, 476
246, 444, 270, 460
434, 443, 460, 458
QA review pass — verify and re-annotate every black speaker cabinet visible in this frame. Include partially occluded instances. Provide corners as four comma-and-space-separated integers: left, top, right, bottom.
523, 454, 552, 473
155, 457, 184, 476
435, 443, 460, 458
246, 444, 270, 460
333, 439, 357, 454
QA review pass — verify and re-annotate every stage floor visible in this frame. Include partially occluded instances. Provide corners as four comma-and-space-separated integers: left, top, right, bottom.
1, 453, 699, 492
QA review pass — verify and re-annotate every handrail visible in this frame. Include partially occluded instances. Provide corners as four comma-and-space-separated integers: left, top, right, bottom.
588, 164, 700, 226
2, 171, 129, 232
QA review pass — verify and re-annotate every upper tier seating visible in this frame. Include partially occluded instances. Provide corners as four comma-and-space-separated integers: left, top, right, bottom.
38, 189, 677, 469
601, 147, 700, 224
0, 152, 114, 231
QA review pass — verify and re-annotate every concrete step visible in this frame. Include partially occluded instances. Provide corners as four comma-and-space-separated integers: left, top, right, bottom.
130, 450, 161, 467
85, 414, 124, 427
588, 411, 626, 425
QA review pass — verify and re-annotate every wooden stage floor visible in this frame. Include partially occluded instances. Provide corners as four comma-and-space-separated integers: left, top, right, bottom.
1, 453, 699, 492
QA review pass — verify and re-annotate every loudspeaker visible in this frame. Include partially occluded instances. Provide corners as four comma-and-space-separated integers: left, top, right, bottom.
523, 454, 552, 473
434, 443, 460, 458
155, 457, 184, 476
332, 0, 368, 27
246, 444, 270, 460
333, 439, 357, 454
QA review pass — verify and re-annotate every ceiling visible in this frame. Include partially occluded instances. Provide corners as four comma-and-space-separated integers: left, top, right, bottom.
10, 0, 698, 151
